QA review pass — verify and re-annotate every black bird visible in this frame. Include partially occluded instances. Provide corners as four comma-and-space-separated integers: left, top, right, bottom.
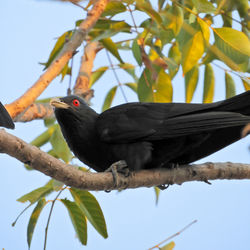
51, 91, 250, 172
0, 102, 15, 129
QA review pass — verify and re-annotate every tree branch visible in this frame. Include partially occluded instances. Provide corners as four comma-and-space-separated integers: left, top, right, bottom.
74, 41, 98, 98
14, 103, 54, 122
5, 0, 109, 118
0, 129, 250, 191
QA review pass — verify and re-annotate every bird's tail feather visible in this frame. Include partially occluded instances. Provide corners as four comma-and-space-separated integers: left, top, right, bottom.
217, 90, 250, 115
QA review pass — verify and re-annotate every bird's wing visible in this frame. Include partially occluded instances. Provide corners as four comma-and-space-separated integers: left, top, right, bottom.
0, 102, 15, 129
96, 102, 250, 143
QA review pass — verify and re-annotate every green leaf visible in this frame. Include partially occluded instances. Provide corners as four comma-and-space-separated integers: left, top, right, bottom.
70, 188, 108, 239
153, 70, 173, 102
203, 64, 215, 103
213, 28, 250, 71
192, 0, 216, 13
60, 199, 87, 245
185, 65, 199, 103
214, 28, 250, 56
160, 241, 176, 250
124, 82, 138, 93
102, 86, 118, 112
91, 21, 131, 41
154, 186, 160, 205
17, 180, 54, 204
100, 38, 124, 63
52, 180, 64, 191
90, 66, 108, 87
27, 198, 46, 248
119, 63, 137, 80
222, 11, 232, 27
168, 42, 181, 79
102, 1, 126, 16
181, 29, 205, 74
132, 39, 142, 66
241, 78, 250, 91
164, 5, 183, 36
236, 0, 249, 18
41, 30, 73, 69
137, 68, 154, 102
44, 118, 56, 128
30, 125, 56, 147
60, 64, 71, 82
50, 126, 73, 163
136, 1, 163, 27
225, 72, 236, 99
198, 19, 210, 45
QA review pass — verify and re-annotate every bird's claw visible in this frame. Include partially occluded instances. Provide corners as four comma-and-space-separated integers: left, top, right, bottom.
105, 160, 130, 189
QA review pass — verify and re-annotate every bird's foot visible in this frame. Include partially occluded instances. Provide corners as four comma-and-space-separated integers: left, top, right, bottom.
105, 160, 130, 189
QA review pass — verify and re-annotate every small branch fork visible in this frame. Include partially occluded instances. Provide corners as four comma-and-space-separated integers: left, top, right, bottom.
0, 129, 250, 191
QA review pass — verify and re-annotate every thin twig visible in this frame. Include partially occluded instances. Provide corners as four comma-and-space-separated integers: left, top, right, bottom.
148, 220, 197, 250
67, 58, 74, 96
12, 203, 34, 227
212, 62, 250, 84
105, 50, 128, 102
44, 187, 66, 250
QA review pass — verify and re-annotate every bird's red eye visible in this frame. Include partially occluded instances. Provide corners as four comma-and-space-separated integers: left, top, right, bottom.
72, 99, 80, 107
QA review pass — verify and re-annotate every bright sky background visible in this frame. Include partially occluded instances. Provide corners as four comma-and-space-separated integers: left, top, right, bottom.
1, 1, 250, 250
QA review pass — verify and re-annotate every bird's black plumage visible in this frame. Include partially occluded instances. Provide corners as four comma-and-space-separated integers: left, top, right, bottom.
51, 91, 250, 172
0, 102, 14, 129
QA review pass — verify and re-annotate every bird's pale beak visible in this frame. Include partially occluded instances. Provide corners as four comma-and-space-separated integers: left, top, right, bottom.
50, 98, 70, 109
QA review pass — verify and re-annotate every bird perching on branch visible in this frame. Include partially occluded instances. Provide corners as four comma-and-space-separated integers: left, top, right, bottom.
51, 91, 250, 173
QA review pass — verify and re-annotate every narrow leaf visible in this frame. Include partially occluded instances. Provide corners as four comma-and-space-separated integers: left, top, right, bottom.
161, 241, 176, 250
214, 28, 250, 57
153, 70, 173, 102
185, 65, 199, 103
137, 69, 154, 102
168, 42, 181, 79
17, 180, 54, 204
90, 66, 108, 87
154, 187, 160, 205
192, 0, 216, 13
70, 188, 108, 239
60, 199, 87, 245
132, 39, 142, 66
203, 64, 215, 103
164, 5, 183, 36
182, 30, 205, 74
100, 38, 123, 63
241, 78, 250, 91
102, 86, 118, 111
124, 82, 137, 93
41, 30, 73, 69
225, 72, 236, 99
119, 63, 137, 80
136, 1, 163, 27
50, 126, 73, 163
102, 1, 126, 16
198, 19, 210, 45
27, 198, 46, 248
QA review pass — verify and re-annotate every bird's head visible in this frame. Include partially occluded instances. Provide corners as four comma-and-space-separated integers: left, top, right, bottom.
50, 95, 97, 124
50, 95, 86, 111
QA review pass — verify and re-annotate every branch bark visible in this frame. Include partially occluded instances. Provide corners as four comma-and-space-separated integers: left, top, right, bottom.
14, 103, 54, 122
0, 129, 250, 191
5, 0, 109, 118
74, 41, 99, 98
